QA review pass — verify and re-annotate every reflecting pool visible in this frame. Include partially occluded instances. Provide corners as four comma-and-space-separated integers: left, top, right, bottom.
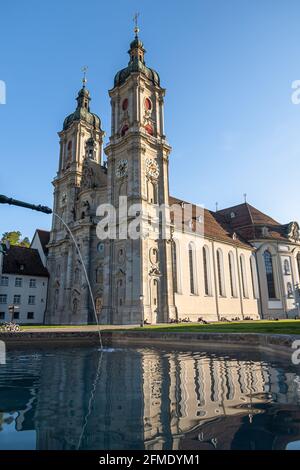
0, 345, 300, 450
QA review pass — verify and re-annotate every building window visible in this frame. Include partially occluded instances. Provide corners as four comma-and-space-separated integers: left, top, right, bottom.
122, 98, 128, 111
145, 123, 154, 136
172, 242, 178, 293
189, 244, 195, 295
145, 97, 152, 110
15, 278, 22, 287
203, 246, 210, 295
13, 312, 19, 320
0, 295, 7, 304
28, 296, 35, 305
240, 255, 248, 298
217, 249, 225, 296
228, 252, 237, 297
29, 279, 36, 288
0, 276, 8, 286
27, 312, 34, 320
264, 250, 276, 299
250, 255, 259, 299
0, 312, 5, 320
13, 295, 21, 305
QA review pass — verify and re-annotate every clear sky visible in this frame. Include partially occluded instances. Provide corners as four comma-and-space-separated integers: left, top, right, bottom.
1, 0, 300, 240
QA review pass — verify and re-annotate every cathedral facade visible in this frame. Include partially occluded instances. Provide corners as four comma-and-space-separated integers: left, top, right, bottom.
45, 33, 300, 325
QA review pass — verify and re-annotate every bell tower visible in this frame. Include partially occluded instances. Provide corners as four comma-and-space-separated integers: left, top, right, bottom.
46, 75, 106, 325
101, 27, 177, 324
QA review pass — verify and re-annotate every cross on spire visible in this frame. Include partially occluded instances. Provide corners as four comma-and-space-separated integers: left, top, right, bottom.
133, 12, 140, 36
243, 193, 247, 203
82, 66, 88, 88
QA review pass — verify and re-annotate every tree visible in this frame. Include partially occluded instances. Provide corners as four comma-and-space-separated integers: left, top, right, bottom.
1, 231, 30, 248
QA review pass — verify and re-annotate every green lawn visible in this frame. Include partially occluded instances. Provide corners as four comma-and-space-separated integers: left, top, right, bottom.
10, 320, 300, 335
129, 320, 300, 335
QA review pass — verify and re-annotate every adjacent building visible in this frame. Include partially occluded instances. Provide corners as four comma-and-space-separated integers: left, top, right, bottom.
0, 230, 49, 324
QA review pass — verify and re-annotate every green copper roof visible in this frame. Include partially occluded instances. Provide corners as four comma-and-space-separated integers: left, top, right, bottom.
114, 35, 160, 88
63, 87, 101, 131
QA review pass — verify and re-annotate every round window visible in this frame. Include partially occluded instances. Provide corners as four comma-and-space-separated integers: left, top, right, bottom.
97, 242, 104, 254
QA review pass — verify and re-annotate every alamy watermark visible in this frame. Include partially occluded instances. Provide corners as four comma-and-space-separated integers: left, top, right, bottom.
0, 80, 6, 104
0, 340, 6, 365
95, 198, 204, 242
292, 340, 300, 365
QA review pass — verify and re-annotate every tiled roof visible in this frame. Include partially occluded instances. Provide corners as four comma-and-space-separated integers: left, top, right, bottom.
169, 196, 251, 249
2, 246, 49, 277
216, 203, 291, 242
36, 229, 50, 255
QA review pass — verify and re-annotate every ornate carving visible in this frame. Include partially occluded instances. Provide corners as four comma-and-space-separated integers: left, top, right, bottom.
287, 222, 300, 242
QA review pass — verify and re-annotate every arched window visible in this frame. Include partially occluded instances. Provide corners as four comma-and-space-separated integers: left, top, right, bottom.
217, 249, 225, 296
228, 251, 237, 297
264, 250, 276, 299
172, 242, 178, 293
250, 255, 259, 299
145, 123, 154, 136
189, 243, 196, 294
148, 181, 157, 204
297, 253, 300, 281
240, 255, 248, 298
145, 98, 152, 110
67, 140, 72, 161
203, 246, 210, 295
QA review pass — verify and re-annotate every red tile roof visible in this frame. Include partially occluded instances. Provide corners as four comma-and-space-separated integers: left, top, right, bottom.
217, 203, 290, 242
169, 196, 251, 249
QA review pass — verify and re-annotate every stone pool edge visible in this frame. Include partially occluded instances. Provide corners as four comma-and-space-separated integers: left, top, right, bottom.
1, 330, 299, 357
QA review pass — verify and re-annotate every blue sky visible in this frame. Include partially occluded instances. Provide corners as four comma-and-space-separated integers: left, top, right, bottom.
1, 0, 300, 240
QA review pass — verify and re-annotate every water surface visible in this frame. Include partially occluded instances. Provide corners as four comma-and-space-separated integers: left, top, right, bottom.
0, 345, 300, 450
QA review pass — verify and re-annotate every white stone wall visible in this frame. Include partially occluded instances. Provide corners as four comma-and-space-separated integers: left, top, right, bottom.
173, 232, 259, 321
0, 273, 48, 324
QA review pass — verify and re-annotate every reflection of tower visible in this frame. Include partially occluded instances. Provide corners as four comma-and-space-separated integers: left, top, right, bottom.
101, 27, 176, 325
45, 76, 106, 324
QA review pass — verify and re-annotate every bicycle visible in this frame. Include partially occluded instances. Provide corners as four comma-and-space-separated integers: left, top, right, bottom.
0, 322, 20, 332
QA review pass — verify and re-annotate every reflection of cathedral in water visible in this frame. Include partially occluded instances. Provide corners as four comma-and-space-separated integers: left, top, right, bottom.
0, 347, 300, 450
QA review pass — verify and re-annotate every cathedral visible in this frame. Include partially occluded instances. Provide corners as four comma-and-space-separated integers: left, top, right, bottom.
45, 30, 300, 325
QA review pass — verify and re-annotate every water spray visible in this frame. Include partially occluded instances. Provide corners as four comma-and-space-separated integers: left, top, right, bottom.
0, 194, 103, 350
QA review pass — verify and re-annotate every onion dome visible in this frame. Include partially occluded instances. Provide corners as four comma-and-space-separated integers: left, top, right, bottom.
63, 86, 101, 131
114, 34, 160, 88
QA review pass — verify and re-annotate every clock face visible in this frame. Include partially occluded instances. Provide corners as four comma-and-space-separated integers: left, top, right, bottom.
146, 159, 159, 179
115, 159, 128, 178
